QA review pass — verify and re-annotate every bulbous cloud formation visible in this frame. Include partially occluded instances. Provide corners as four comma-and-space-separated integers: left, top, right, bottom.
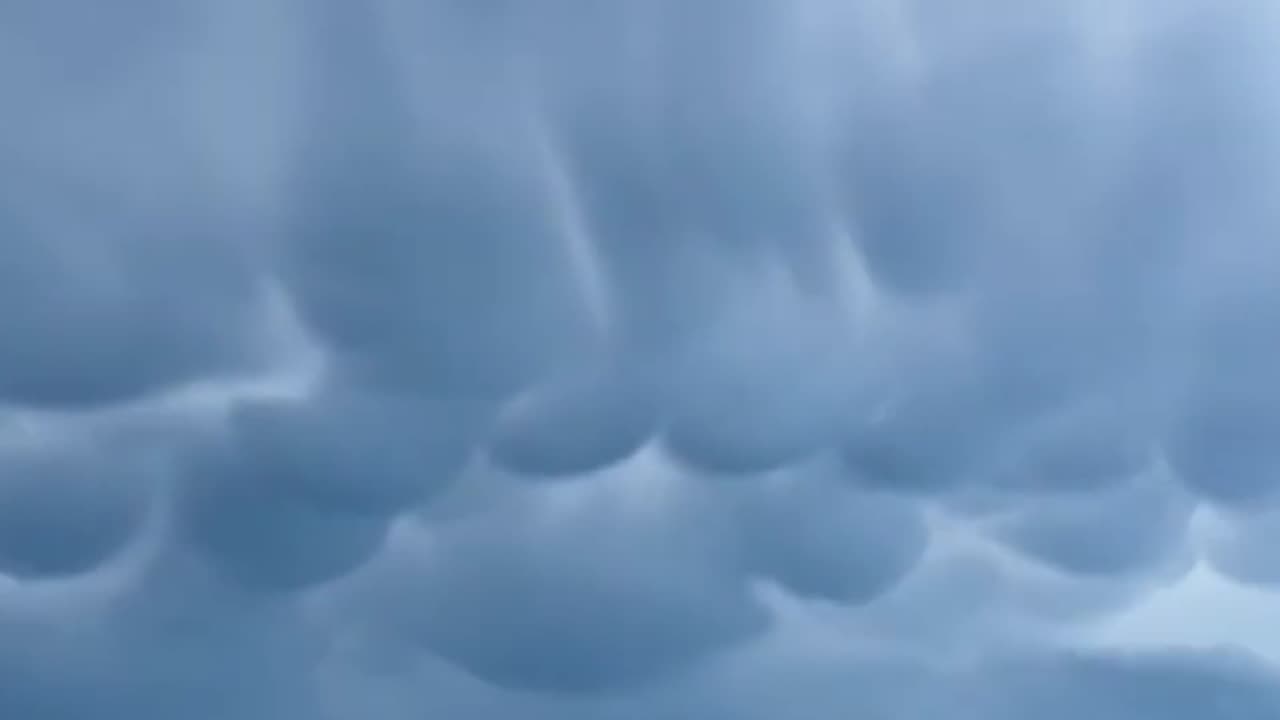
5, 0, 1280, 716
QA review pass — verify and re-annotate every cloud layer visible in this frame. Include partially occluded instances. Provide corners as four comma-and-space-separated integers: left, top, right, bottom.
4, 0, 1280, 717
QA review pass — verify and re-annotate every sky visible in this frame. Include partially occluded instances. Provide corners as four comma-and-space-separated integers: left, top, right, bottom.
3, 0, 1280, 717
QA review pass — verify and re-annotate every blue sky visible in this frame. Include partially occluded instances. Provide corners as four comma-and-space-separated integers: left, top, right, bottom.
3, 1, 1280, 717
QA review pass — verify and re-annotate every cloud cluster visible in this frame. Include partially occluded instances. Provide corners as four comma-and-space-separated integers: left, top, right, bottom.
4, 0, 1280, 717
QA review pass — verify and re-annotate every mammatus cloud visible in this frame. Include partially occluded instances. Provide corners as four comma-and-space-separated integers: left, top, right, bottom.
4, 0, 1280, 716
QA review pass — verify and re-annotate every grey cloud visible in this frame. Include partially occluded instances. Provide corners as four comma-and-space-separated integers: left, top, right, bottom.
988, 397, 1156, 494
279, 1, 598, 401
0, 193, 267, 408
1167, 282, 1280, 504
982, 648, 1280, 720
0, 551, 322, 720
227, 381, 478, 513
4, 0, 1280, 716
528, 0, 833, 347
341, 462, 769, 693
553, 643, 1280, 720
661, 282, 859, 475
488, 360, 657, 478
322, 452, 932, 693
0, 3, 273, 411
988, 469, 1194, 576
1201, 506, 1280, 587
0, 431, 153, 579
843, 364, 1007, 493
734, 459, 929, 603
174, 423, 394, 593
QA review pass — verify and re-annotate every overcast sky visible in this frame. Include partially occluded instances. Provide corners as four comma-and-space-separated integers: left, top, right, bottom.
3, 1, 1280, 717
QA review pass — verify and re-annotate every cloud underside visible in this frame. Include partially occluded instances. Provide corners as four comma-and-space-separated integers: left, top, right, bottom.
3, 0, 1280, 717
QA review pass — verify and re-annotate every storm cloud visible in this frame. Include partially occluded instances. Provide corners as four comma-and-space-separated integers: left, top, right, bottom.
3, 0, 1280, 716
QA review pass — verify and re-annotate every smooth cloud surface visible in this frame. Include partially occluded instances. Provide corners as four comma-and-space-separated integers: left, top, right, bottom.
4, 0, 1280, 717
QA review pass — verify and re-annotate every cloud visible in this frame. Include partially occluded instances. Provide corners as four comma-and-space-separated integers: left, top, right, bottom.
0, 196, 269, 408
734, 458, 929, 603
988, 469, 1193, 576
225, 381, 478, 513
333, 453, 770, 693
174, 426, 395, 593
0, 423, 155, 579
660, 272, 861, 474
3, 0, 1280, 717
488, 359, 657, 477
679, 644, 1280, 720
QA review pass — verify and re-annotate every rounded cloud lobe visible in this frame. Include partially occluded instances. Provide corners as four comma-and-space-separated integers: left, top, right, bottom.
488, 361, 657, 477
356, 464, 770, 693
4, 0, 1280, 717
0, 434, 152, 579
